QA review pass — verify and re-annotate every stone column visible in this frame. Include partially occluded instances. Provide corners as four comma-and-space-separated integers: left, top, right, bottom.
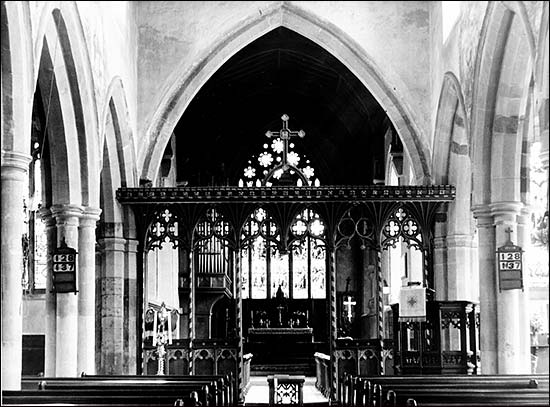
472, 205, 498, 374
446, 234, 475, 301
1, 151, 31, 390
51, 204, 83, 377
77, 207, 101, 375
125, 238, 139, 374
491, 202, 530, 373
517, 207, 533, 371
39, 207, 57, 376
99, 237, 127, 374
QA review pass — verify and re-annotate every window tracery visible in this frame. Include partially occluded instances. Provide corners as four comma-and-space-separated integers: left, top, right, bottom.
240, 207, 326, 299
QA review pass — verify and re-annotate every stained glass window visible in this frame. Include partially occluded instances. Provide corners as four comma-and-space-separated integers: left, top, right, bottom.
241, 251, 249, 299
292, 240, 308, 299
311, 240, 326, 298
241, 208, 326, 299
271, 245, 289, 298
251, 236, 267, 299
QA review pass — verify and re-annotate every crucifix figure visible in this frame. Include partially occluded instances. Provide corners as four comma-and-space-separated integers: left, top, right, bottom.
264, 114, 308, 184
343, 295, 356, 322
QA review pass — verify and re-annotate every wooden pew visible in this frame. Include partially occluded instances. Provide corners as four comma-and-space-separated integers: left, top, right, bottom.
13, 375, 233, 407
340, 374, 549, 407
2, 388, 203, 406
78, 373, 235, 405
387, 387, 550, 406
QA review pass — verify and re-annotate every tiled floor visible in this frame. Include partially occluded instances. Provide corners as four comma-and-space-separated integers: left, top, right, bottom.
244, 376, 328, 405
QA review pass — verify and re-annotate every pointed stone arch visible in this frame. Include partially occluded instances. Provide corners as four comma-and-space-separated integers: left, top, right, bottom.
101, 77, 138, 225
1, 1, 34, 155
34, 3, 100, 207
471, 1, 536, 207
140, 2, 432, 186
432, 73, 475, 302
0, 0, 34, 391
470, 0, 536, 374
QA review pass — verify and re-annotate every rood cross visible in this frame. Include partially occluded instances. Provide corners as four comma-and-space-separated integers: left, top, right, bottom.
265, 114, 305, 171
343, 295, 356, 321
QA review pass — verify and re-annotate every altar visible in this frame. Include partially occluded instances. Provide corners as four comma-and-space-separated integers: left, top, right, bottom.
246, 327, 315, 367
248, 327, 314, 342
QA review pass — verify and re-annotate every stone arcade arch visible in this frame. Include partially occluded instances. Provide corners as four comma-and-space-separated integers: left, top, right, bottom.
139, 2, 433, 186
2, 2, 102, 386
98, 77, 139, 374
432, 73, 476, 303
470, 1, 540, 374
1, 0, 34, 391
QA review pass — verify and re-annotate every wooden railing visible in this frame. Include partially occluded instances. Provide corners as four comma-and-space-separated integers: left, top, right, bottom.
314, 352, 331, 398
243, 353, 253, 394
339, 373, 550, 407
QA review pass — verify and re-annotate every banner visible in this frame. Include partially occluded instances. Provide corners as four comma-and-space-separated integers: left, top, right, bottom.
399, 286, 426, 322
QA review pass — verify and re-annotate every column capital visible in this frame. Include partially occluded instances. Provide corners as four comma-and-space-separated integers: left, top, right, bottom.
38, 207, 56, 227
471, 204, 493, 226
50, 204, 84, 228
489, 201, 523, 223
79, 207, 102, 227
50, 204, 84, 218
1, 150, 31, 180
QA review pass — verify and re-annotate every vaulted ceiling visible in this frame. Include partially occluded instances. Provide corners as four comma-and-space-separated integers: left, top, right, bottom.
174, 27, 393, 186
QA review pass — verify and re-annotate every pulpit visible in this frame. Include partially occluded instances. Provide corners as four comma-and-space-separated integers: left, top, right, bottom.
392, 301, 479, 375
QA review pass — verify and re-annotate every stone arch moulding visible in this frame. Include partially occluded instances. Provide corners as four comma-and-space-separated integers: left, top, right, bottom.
101, 77, 138, 226
534, 2, 548, 149
140, 2, 433, 186
471, 1, 540, 207
33, 2, 100, 208
432, 72, 469, 185
1, 1, 34, 155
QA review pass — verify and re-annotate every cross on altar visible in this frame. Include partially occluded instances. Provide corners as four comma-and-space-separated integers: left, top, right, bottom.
343, 296, 356, 322
265, 114, 305, 173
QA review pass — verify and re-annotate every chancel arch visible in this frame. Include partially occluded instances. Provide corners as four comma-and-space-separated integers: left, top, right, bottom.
3, 2, 548, 404
140, 2, 432, 186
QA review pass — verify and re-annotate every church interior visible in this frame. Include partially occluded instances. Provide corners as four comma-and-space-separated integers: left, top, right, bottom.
1, 1, 549, 406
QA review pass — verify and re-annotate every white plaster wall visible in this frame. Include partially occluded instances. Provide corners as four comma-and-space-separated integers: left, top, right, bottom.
22, 295, 46, 334
135, 1, 432, 166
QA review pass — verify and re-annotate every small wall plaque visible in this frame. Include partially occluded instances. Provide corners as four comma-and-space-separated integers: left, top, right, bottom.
52, 238, 78, 293
497, 228, 523, 292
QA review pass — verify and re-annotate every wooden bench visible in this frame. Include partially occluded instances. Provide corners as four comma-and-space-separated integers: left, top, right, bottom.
340, 374, 549, 407
12, 374, 234, 407
2, 388, 203, 406
78, 373, 235, 405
